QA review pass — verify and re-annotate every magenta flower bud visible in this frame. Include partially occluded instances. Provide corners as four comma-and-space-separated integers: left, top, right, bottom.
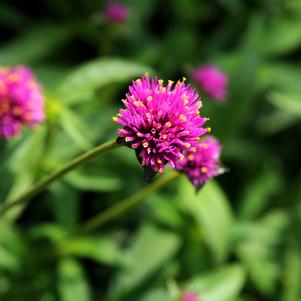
192, 65, 228, 101
177, 136, 222, 190
113, 74, 209, 180
0, 66, 45, 139
181, 291, 199, 301
104, 2, 129, 24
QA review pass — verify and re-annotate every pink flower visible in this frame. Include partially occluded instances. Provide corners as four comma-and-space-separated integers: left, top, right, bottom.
113, 75, 209, 179
181, 291, 199, 301
0, 66, 45, 139
192, 65, 228, 101
104, 2, 129, 24
177, 136, 222, 190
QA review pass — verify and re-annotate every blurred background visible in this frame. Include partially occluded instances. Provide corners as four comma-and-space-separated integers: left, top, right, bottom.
1, 0, 301, 300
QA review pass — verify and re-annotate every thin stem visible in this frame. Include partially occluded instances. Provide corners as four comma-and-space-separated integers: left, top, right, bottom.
0, 140, 120, 215
80, 171, 180, 232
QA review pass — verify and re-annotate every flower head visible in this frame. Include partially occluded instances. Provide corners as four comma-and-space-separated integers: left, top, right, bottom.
104, 2, 129, 24
177, 136, 222, 189
114, 75, 209, 179
0, 66, 45, 139
181, 292, 199, 301
192, 65, 228, 101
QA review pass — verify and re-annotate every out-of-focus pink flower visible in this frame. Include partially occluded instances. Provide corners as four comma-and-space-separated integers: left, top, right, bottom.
104, 2, 129, 24
113, 74, 209, 177
181, 291, 199, 301
192, 65, 228, 101
0, 66, 45, 139
177, 136, 222, 190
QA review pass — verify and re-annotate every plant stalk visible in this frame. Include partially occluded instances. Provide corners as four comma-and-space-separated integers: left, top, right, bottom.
80, 171, 180, 232
0, 140, 120, 215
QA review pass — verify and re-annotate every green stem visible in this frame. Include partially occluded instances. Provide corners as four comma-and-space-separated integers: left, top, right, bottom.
0, 140, 120, 215
80, 171, 180, 232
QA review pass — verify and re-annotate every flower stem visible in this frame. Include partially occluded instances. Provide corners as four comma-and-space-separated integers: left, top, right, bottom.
0, 140, 120, 215
80, 171, 180, 232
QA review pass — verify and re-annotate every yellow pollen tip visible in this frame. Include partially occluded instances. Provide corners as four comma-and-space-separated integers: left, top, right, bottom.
182, 77, 187, 81
143, 141, 149, 148
188, 154, 195, 161
184, 99, 189, 104
158, 79, 164, 85
165, 121, 172, 127
168, 80, 174, 85
147, 96, 153, 101
162, 134, 167, 139
201, 167, 208, 173
157, 159, 162, 164
203, 143, 208, 149
185, 143, 191, 148
137, 132, 143, 137
112, 116, 118, 122
207, 127, 211, 133
180, 114, 187, 122
125, 137, 132, 142
145, 72, 149, 76
159, 167, 164, 173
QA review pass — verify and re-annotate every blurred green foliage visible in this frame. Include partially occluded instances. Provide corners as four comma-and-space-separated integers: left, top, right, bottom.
0, 0, 301, 300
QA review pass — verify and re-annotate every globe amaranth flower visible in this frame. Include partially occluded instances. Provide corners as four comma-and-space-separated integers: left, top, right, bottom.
192, 65, 228, 101
113, 75, 209, 178
181, 292, 199, 301
0, 66, 45, 139
104, 2, 129, 24
177, 136, 222, 190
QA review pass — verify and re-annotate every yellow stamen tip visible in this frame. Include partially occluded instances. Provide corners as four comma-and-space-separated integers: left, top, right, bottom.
180, 114, 187, 122
201, 167, 208, 173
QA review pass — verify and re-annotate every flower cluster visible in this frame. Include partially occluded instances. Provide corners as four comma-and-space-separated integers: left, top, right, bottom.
113, 75, 209, 178
104, 2, 129, 24
0, 66, 45, 139
193, 65, 228, 101
177, 136, 222, 190
181, 291, 199, 301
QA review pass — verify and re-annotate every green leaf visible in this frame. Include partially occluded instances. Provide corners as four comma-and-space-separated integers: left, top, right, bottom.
239, 167, 282, 218
58, 58, 151, 103
4, 128, 46, 220
260, 18, 301, 56
0, 220, 24, 272
234, 211, 289, 295
65, 170, 122, 192
59, 235, 122, 266
268, 92, 301, 118
49, 182, 79, 231
184, 264, 246, 301
139, 288, 170, 301
282, 246, 301, 301
178, 179, 234, 263
109, 224, 180, 298
0, 24, 71, 65
59, 107, 93, 150
58, 258, 91, 301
